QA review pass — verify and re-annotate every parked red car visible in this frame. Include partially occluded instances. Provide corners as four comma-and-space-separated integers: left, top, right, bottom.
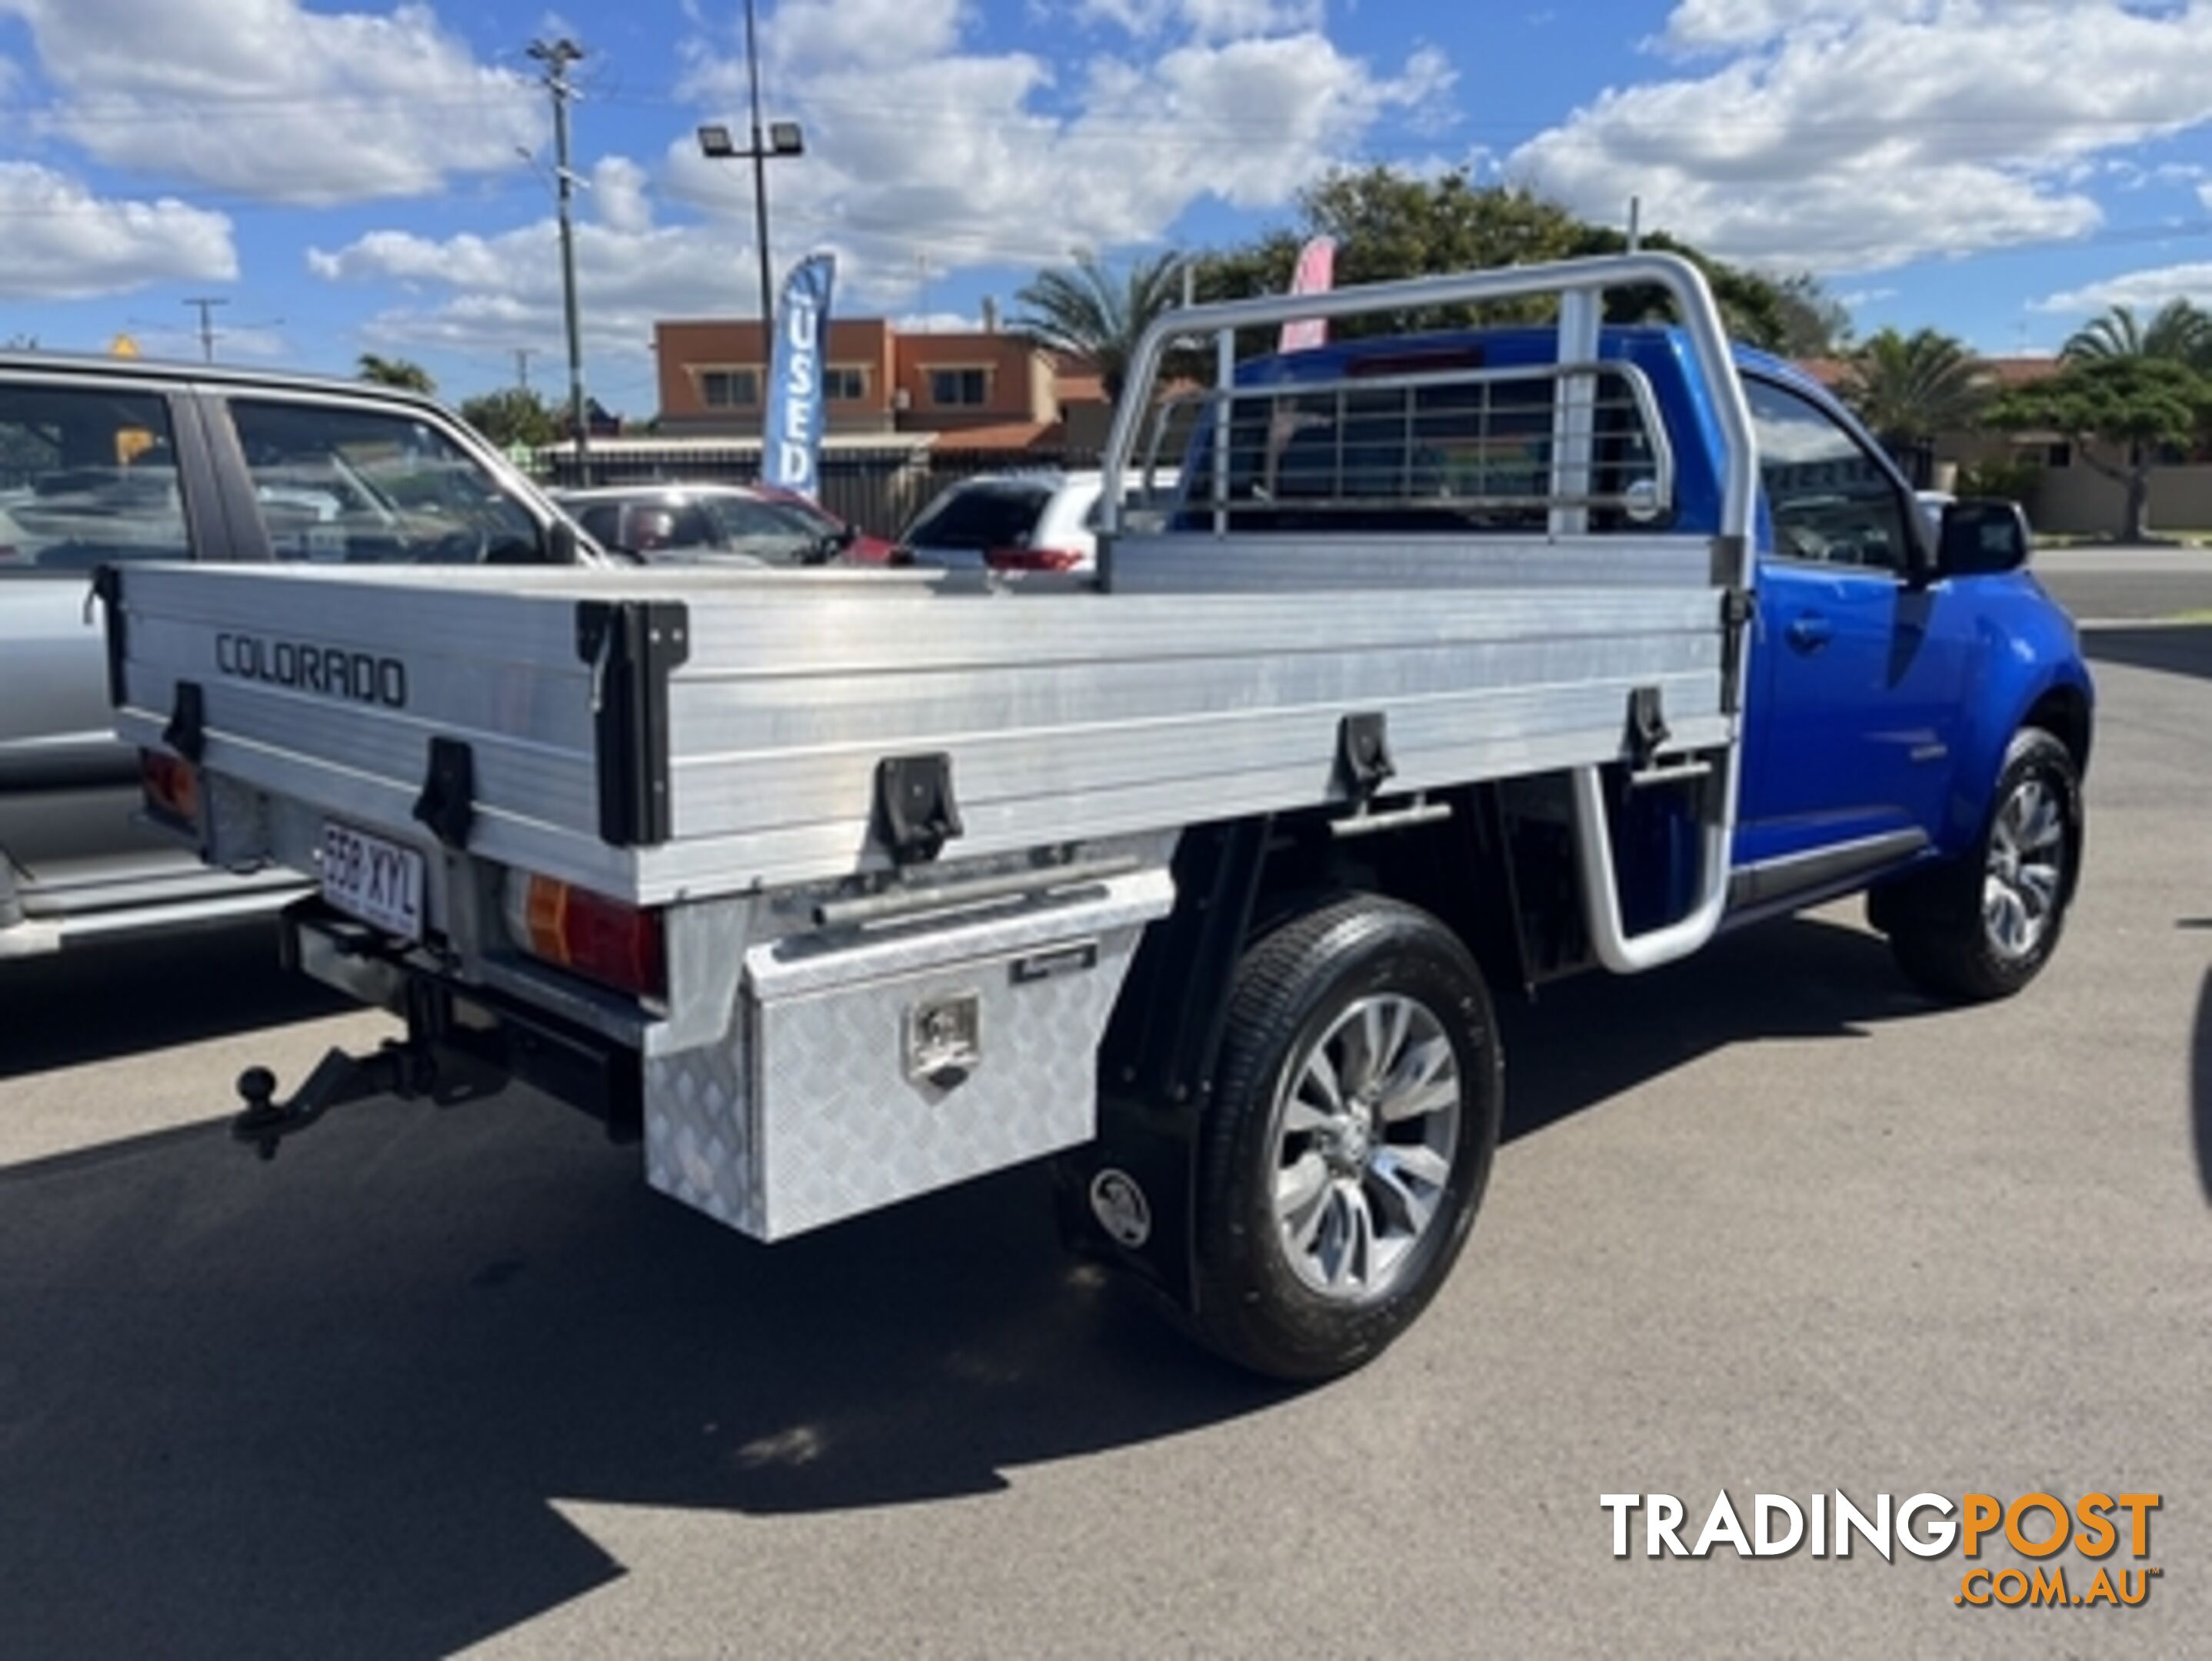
555, 483, 902, 566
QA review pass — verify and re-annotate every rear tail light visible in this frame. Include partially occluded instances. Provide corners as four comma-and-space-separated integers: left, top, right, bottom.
504, 871, 665, 1000
984, 545, 1084, 572
139, 748, 199, 827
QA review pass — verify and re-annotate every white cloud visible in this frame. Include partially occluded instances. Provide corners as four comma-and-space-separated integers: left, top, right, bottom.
0, 0, 539, 205
591, 156, 654, 236
1511, 0, 2212, 273
1659, 0, 1934, 52
0, 161, 235, 298
307, 158, 780, 361
1073, 0, 1325, 39
2032, 261, 2212, 315
773, 0, 968, 66
670, 7, 1453, 269
317, 1, 1447, 368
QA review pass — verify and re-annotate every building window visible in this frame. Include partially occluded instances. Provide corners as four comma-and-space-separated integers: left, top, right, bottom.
699, 368, 760, 409
928, 367, 990, 407
2044, 441, 2071, 469
825, 365, 868, 402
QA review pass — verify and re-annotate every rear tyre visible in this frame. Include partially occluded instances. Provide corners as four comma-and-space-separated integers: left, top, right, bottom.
1191, 895, 1501, 1381
1881, 727, 2082, 1003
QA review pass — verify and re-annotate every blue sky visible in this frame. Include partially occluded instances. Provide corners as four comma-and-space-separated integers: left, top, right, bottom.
6, 0, 2212, 410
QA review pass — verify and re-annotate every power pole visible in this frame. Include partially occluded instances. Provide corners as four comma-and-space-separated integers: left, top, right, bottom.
514, 347, 535, 391
182, 296, 228, 362
530, 37, 590, 484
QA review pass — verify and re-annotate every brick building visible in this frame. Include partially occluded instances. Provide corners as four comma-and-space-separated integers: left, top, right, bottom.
653, 315, 1107, 450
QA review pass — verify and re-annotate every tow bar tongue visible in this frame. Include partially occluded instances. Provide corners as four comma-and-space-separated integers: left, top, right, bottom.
230, 1036, 500, 1160
231, 1047, 415, 1160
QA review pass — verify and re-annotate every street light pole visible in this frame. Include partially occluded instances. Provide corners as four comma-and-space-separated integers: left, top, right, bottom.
531, 37, 591, 486
698, 3, 804, 363
744, 0, 775, 332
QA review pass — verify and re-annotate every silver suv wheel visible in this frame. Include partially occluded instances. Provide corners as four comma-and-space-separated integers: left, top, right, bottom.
1269, 992, 1461, 1301
1984, 774, 2065, 960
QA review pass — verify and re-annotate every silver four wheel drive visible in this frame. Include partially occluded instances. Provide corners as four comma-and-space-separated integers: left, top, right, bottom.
0, 355, 586, 957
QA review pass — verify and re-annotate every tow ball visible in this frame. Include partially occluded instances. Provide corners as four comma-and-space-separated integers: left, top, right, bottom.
231, 1041, 428, 1160
231, 1034, 504, 1160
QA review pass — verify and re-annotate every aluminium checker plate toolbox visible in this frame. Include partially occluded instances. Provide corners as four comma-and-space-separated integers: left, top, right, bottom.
643, 860, 1175, 1241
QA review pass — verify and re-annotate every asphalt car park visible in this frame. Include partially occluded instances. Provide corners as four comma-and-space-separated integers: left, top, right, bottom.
0, 567, 2207, 1658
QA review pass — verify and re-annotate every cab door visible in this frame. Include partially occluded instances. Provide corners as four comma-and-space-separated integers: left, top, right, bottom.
0, 374, 217, 900
1734, 377, 1967, 884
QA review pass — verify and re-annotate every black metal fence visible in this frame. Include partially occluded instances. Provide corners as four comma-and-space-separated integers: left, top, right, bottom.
531, 445, 1104, 541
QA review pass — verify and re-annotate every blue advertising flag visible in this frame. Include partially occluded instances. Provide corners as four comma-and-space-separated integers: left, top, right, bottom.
763, 251, 837, 500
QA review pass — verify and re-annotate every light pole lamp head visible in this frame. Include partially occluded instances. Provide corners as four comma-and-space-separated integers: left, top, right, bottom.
768, 121, 805, 157
697, 124, 738, 159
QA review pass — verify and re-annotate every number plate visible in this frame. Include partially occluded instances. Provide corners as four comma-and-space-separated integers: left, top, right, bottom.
318, 820, 425, 942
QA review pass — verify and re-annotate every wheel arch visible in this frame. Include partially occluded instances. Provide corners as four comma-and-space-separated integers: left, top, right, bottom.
2024, 677, 2094, 778
1065, 787, 1537, 1315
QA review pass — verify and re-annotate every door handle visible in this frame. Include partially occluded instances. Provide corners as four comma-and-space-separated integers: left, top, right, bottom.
1785, 611, 1833, 651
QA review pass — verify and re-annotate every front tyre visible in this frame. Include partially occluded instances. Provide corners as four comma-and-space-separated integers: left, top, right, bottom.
1883, 727, 2083, 1002
1191, 896, 1502, 1381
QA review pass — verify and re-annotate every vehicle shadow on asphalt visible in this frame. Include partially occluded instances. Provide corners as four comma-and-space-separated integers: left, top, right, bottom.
2081, 622, 2212, 682
0, 912, 1936, 1659
1498, 907, 1935, 1143
0, 920, 350, 1080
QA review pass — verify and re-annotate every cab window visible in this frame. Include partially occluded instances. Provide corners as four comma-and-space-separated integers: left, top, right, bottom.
1744, 378, 1911, 574
225, 400, 546, 564
0, 384, 190, 575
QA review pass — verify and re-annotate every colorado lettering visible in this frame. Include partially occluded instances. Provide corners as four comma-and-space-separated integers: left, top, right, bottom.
215, 633, 407, 708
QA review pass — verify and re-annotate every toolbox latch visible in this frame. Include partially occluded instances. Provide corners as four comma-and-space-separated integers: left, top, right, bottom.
874, 752, 963, 864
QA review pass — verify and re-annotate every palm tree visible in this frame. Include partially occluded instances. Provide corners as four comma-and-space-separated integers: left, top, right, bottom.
1012, 249, 1188, 404
2060, 298, 2212, 367
356, 353, 436, 395
1839, 327, 1988, 456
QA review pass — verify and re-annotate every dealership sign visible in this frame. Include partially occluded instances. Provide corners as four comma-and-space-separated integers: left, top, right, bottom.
764, 251, 837, 501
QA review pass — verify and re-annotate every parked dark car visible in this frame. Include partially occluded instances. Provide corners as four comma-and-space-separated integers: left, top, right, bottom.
555, 484, 902, 567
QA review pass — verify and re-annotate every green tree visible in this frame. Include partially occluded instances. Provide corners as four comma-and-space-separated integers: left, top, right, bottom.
356, 353, 436, 394
1770, 271, 1854, 358
1186, 165, 1841, 353
458, 386, 559, 449
1839, 328, 1987, 454
2060, 299, 2212, 368
1191, 171, 1583, 333
1988, 356, 2212, 541
1012, 249, 1191, 402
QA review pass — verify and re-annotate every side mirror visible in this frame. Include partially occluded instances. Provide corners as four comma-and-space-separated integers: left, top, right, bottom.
546, 516, 580, 564
1937, 498, 2030, 578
